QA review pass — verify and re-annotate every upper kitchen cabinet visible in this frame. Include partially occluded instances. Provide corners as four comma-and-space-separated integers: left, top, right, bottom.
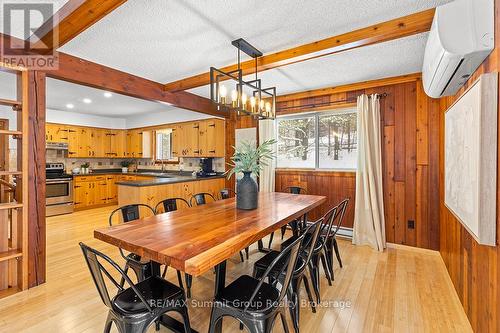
172, 119, 225, 157
46, 124, 69, 143
104, 129, 127, 158
199, 119, 225, 157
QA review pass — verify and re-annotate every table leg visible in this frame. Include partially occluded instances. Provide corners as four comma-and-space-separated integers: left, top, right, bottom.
151, 261, 199, 333
213, 260, 227, 333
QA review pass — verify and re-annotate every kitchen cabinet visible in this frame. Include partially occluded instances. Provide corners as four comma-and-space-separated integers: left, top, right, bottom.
46, 118, 222, 159
96, 179, 109, 205
106, 176, 118, 203
171, 119, 225, 158
171, 125, 181, 157
73, 181, 87, 209
199, 119, 225, 157
46, 124, 69, 143
110, 130, 127, 158
67, 126, 79, 157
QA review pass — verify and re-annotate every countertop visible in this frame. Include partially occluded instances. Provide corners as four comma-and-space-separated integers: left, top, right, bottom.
72, 169, 225, 187
116, 174, 226, 187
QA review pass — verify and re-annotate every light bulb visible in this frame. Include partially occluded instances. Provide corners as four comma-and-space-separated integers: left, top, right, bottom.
265, 102, 272, 115
250, 96, 256, 113
241, 93, 248, 110
231, 90, 238, 107
260, 100, 265, 112
219, 85, 227, 104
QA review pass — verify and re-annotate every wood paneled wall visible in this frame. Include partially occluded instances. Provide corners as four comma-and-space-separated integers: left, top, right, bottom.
275, 170, 356, 227
275, 78, 440, 250
438, 0, 500, 330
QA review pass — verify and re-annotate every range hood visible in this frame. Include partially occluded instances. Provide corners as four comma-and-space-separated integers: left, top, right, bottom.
46, 142, 68, 150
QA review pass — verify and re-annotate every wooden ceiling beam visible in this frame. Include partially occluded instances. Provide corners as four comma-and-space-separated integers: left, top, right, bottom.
163, 9, 435, 92
275, 73, 422, 103
31, 0, 127, 53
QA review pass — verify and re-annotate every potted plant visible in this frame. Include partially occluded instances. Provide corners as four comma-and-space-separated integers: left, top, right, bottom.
120, 160, 132, 173
80, 162, 90, 174
227, 139, 276, 210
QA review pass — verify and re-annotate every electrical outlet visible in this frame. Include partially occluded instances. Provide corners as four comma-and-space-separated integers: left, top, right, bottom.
408, 220, 415, 229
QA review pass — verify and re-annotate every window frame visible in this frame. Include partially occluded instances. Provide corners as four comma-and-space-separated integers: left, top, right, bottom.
276, 107, 357, 171
153, 128, 179, 164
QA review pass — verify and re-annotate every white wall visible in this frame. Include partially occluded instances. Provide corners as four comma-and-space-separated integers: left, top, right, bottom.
46, 108, 127, 129
45, 108, 217, 129
124, 108, 215, 128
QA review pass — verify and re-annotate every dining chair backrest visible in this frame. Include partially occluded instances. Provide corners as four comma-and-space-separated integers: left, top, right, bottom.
219, 188, 236, 200
79, 242, 153, 313
313, 205, 338, 253
108, 204, 155, 227
329, 198, 350, 237
283, 186, 307, 195
243, 233, 304, 314
296, 217, 324, 275
190, 192, 216, 206
155, 197, 190, 214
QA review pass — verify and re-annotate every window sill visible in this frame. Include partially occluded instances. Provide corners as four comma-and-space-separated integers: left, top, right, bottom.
275, 168, 356, 174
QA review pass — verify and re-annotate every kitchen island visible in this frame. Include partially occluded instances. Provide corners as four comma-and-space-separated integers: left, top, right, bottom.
117, 173, 226, 209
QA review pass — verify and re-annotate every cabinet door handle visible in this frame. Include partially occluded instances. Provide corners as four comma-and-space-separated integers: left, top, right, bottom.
193, 150, 199, 154
74, 185, 81, 188
209, 124, 216, 127
209, 150, 216, 153
193, 125, 199, 129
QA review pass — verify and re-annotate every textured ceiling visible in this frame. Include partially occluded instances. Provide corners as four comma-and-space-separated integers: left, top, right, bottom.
0, 0, 69, 40
60, 0, 451, 83
189, 33, 428, 98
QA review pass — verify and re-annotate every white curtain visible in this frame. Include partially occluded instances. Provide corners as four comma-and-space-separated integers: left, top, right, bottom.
259, 119, 276, 192
352, 94, 386, 251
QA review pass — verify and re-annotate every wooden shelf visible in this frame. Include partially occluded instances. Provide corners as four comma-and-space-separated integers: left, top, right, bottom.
0, 130, 22, 136
0, 98, 21, 109
0, 203, 23, 210
0, 171, 22, 176
0, 249, 22, 263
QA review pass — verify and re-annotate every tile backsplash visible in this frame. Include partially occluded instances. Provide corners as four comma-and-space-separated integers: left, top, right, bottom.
46, 150, 225, 173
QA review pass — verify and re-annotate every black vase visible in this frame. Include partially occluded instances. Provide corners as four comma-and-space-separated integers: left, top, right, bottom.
236, 171, 258, 210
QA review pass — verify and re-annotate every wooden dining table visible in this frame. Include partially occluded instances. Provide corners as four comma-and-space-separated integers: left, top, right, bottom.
94, 191, 326, 333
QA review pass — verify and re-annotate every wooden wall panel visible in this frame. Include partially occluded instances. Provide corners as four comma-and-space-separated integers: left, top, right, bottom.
275, 170, 356, 227
275, 79, 440, 250
437, 0, 500, 331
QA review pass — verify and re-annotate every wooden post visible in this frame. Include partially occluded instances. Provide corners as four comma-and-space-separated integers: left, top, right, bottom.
19, 71, 46, 287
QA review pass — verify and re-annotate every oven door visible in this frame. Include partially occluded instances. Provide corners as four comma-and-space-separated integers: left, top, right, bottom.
46, 179, 73, 205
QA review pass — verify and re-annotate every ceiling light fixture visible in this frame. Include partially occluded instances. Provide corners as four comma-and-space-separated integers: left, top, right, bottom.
210, 38, 276, 119
103, 92, 112, 98
66, 103, 74, 109
83, 98, 92, 104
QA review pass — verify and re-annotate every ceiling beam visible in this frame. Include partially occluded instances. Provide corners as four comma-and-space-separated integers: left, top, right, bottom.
275, 73, 422, 103
163, 9, 435, 92
31, 0, 127, 53
0, 33, 225, 118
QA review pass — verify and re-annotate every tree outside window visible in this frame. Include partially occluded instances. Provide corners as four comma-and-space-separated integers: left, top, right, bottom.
277, 108, 357, 170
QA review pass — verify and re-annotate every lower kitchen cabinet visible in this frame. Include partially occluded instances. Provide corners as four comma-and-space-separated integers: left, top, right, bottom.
74, 174, 154, 210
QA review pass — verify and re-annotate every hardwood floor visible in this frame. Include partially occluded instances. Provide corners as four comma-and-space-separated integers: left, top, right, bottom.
0, 206, 471, 332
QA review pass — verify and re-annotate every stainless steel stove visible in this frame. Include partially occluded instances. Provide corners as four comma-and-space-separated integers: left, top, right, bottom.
46, 163, 74, 216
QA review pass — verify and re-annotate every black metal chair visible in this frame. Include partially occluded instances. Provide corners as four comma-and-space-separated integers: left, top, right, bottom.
154, 197, 192, 290
80, 242, 192, 333
154, 197, 190, 214
109, 204, 156, 286
323, 198, 349, 278
280, 204, 337, 304
218, 188, 236, 200
268, 186, 308, 248
208, 234, 304, 333
253, 214, 329, 333
189, 192, 216, 206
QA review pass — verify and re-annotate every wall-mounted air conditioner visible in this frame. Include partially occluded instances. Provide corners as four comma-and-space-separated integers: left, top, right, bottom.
422, 0, 494, 98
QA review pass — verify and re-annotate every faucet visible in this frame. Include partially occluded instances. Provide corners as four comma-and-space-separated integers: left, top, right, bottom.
161, 159, 166, 172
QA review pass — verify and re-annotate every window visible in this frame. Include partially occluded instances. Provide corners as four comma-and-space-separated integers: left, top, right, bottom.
277, 115, 316, 168
277, 108, 357, 170
155, 129, 172, 161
